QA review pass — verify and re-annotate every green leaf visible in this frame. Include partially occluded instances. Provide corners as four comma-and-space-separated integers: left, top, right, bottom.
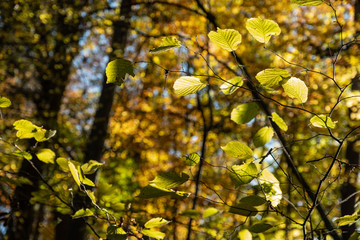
87, 191, 96, 204
141, 229, 165, 240
0, 96, 11, 108
138, 184, 174, 198
36, 148, 55, 164
208, 28, 242, 52
349, 232, 360, 240
231, 102, 260, 124
238, 229, 252, 240
246, 18, 281, 44
259, 170, 282, 207
144, 218, 170, 228
173, 76, 207, 96
249, 223, 273, 233
240, 196, 267, 206
253, 127, 274, 148
77, 165, 95, 187
151, 172, 189, 189
107, 225, 127, 240
12, 150, 32, 160
182, 152, 200, 166
229, 163, 258, 187
13, 119, 47, 142
292, 0, 323, 6
150, 36, 181, 53
255, 68, 291, 87
68, 160, 81, 187
258, 233, 266, 240
72, 208, 93, 219
220, 77, 243, 95
229, 203, 258, 216
56, 157, 70, 171
13, 120, 36, 138
221, 141, 253, 160
272, 112, 288, 131
310, 115, 336, 129
203, 207, 219, 218
81, 160, 103, 174
106, 58, 135, 85
282, 77, 308, 103
334, 214, 360, 226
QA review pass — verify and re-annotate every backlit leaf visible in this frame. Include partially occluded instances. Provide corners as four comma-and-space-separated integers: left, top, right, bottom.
272, 112, 288, 131
56, 157, 69, 171
310, 115, 336, 129
334, 214, 360, 226
107, 225, 127, 240
259, 170, 282, 207
88, 191, 96, 204
0, 96, 11, 108
150, 36, 181, 53
81, 160, 103, 174
13, 120, 47, 142
182, 152, 200, 166
150, 172, 189, 189
220, 77, 243, 95
14, 120, 37, 139
36, 148, 55, 164
144, 218, 170, 228
238, 229, 252, 240
173, 76, 207, 96
231, 102, 260, 124
246, 18, 281, 43
68, 160, 81, 187
208, 28, 242, 52
72, 208, 93, 219
203, 207, 219, 218
282, 77, 308, 103
106, 58, 135, 85
12, 150, 32, 160
229, 163, 258, 186
141, 229, 165, 240
253, 127, 274, 147
77, 165, 95, 187
255, 68, 291, 87
292, 0, 323, 6
221, 141, 253, 160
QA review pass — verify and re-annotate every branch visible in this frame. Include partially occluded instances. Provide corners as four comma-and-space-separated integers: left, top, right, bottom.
134, 0, 205, 16
191, 0, 341, 238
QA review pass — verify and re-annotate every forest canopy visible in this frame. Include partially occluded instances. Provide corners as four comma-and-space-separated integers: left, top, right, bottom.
0, 0, 360, 240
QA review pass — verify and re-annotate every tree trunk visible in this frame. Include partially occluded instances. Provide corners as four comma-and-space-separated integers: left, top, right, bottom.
55, 0, 133, 239
340, 2, 360, 238
7, 2, 86, 239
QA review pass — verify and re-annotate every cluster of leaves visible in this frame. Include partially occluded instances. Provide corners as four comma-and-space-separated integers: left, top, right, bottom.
1, 0, 360, 239
103, 0, 359, 238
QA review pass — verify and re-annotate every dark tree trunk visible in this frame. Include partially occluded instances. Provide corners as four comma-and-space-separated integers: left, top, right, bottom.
6, 2, 87, 239
7, 154, 43, 240
340, 139, 359, 239
55, 0, 133, 239
339, 3, 360, 239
